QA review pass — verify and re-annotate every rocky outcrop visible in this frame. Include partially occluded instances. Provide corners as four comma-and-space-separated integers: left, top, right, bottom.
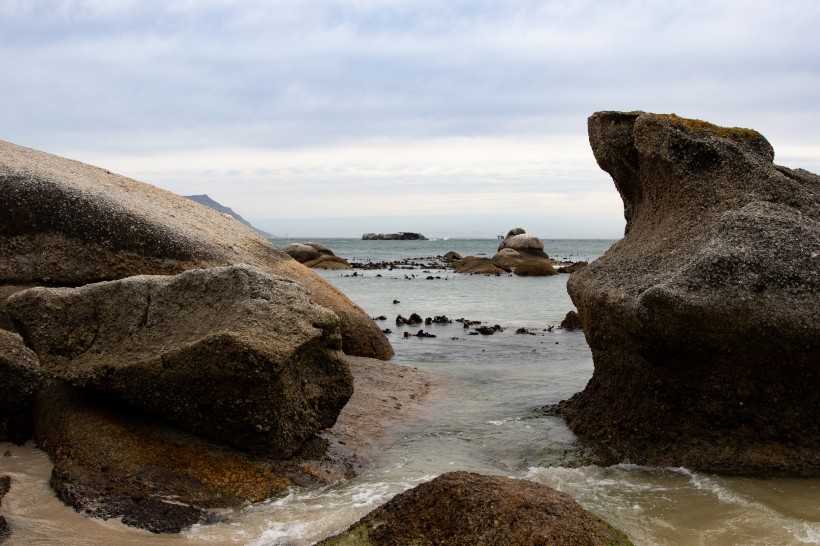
283, 243, 322, 263
492, 229, 556, 276
562, 111, 820, 475
284, 243, 350, 270
452, 256, 508, 275
362, 232, 428, 240
0, 140, 392, 360
318, 471, 632, 545
8, 265, 353, 458
0, 329, 42, 443
492, 248, 558, 277
558, 261, 588, 274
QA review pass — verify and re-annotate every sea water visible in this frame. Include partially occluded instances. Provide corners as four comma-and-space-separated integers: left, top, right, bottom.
1, 239, 818, 546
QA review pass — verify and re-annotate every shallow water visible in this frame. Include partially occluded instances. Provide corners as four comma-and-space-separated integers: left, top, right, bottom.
2, 239, 818, 545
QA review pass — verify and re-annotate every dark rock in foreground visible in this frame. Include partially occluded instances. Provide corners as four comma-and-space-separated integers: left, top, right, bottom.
318, 471, 632, 545
362, 232, 428, 240
9, 264, 352, 458
563, 111, 820, 475
0, 329, 42, 444
0, 139, 392, 360
34, 382, 342, 534
560, 310, 582, 331
0, 475, 10, 543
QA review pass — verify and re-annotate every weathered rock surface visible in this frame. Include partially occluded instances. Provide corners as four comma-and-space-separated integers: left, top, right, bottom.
557, 261, 588, 274
362, 232, 428, 240
0, 140, 392, 360
9, 264, 353, 458
562, 111, 820, 475
452, 256, 508, 275
0, 329, 42, 443
318, 471, 632, 546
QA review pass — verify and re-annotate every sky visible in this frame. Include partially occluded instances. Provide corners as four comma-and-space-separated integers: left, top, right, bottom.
2, 1, 819, 238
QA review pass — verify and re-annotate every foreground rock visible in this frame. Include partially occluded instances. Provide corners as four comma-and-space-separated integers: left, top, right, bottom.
0, 329, 42, 443
562, 111, 820, 475
9, 265, 352, 458
0, 140, 392, 360
362, 232, 428, 240
32, 356, 433, 534
319, 471, 632, 545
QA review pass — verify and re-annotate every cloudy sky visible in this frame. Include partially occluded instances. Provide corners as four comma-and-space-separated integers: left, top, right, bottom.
3, 1, 819, 238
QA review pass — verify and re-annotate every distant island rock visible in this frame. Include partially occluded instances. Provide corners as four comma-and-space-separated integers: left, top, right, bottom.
362, 232, 428, 240
184, 194, 275, 238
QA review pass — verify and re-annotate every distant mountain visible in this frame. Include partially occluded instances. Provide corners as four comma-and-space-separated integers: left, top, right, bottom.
184, 194, 274, 238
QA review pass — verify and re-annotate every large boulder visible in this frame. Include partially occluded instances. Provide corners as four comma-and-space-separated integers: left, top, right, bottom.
562, 111, 820, 475
0, 329, 42, 443
8, 264, 353, 458
33, 381, 338, 533
318, 471, 632, 545
0, 140, 392, 360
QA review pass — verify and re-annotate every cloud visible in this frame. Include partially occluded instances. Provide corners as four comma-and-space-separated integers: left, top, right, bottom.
1, 0, 819, 236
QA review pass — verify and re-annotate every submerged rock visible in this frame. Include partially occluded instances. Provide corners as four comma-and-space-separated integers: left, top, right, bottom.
560, 311, 583, 331
318, 471, 632, 545
0, 140, 392, 360
562, 111, 820, 475
8, 265, 352, 458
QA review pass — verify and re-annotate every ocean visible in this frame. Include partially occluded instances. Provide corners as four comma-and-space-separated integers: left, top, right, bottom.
1, 238, 818, 545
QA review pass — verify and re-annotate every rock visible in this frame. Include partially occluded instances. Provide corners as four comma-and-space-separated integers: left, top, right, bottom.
558, 261, 589, 274
513, 260, 558, 277
362, 232, 428, 240
408, 313, 423, 325
562, 111, 820, 476
491, 248, 557, 277
282, 243, 321, 263
443, 251, 462, 262
0, 475, 9, 543
304, 242, 336, 256
560, 310, 583, 331
303, 255, 352, 270
33, 381, 347, 534
8, 264, 353, 458
0, 329, 42, 444
453, 256, 508, 275
318, 471, 632, 546
0, 140, 392, 360
497, 228, 549, 259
